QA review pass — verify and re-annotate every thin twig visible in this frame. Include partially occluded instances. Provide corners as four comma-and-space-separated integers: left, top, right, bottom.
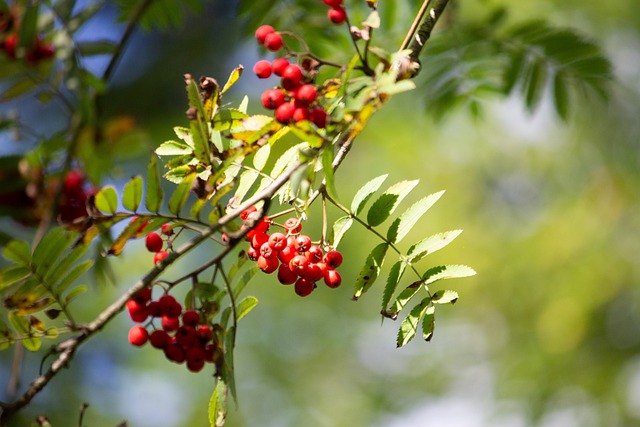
400, 0, 432, 52
406, 0, 450, 66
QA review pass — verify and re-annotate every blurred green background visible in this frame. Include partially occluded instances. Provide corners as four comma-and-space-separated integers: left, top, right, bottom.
1, 0, 640, 425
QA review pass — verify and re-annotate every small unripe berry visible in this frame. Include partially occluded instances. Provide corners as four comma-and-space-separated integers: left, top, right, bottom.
145, 232, 163, 252
264, 32, 283, 51
253, 60, 272, 79
275, 102, 295, 123
255, 25, 275, 44
272, 58, 289, 76
128, 325, 149, 346
328, 7, 347, 24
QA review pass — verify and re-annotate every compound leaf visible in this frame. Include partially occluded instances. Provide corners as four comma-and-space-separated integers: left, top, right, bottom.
387, 190, 444, 244
350, 174, 388, 215
95, 186, 118, 214
397, 297, 431, 348
122, 175, 143, 212
353, 243, 389, 300
367, 180, 419, 227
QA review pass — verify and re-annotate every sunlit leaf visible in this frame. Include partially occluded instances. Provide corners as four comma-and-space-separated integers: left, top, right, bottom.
387, 190, 444, 244
421, 303, 436, 341
122, 176, 143, 212
185, 76, 212, 165
212, 108, 248, 131
156, 140, 193, 156
236, 296, 258, 321
95, 186, 119, 214
330, 216, 353, 248
208, 378, 228, 427
367, 180, 419, 227
253, 143, 270, 170
353, 243, 389, 300
407, 230, 463, 263
423, 265, 476, 285
381, 260, 407, 312
350, 174, 388, 215
221, 65, 244, 95
321, 145, 339, 201
432, 289, 459, 304
168, 172, 197, 216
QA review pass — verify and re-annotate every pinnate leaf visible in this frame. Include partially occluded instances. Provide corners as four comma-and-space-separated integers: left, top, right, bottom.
407, 229, 463, 263
423, 264, 476, 285
367, 180, 419, 227
387, 190, 444, 243
397, 297, 431, 348
353, 243, 389, 300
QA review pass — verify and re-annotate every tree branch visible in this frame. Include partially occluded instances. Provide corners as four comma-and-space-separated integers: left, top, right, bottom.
405, 0, 450, 77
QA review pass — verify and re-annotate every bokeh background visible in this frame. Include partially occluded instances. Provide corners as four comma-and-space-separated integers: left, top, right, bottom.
1, 0, 640, 425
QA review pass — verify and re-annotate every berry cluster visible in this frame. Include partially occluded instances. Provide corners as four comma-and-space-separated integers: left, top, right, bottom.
127, 289, 218, 373
253, 26, 328, 128
240, 206, 343, 297
322, 0, 348, 25
59, 170, 93, 224
0, 10, 54, 64
143, 223, 174, 264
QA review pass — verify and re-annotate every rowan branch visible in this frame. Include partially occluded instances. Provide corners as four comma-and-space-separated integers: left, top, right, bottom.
404, 0, 451, 78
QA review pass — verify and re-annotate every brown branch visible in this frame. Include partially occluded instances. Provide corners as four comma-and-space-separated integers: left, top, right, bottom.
0, 160, 305, 426
405, 0, 451, 77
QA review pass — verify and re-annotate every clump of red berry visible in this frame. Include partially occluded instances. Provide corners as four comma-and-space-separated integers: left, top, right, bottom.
126, 289, 219, 373
239, 206, 343, 297
322, 0, 347, 25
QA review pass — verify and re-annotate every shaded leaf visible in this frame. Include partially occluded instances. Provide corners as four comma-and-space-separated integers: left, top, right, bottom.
553, 71, 570, 121
3, 240, 32, 266
2, 78, 37, 101
168, 172, 197, 216
33, 228, 74, 277
0, 265, 31, 290
64, 285, 87, 305
422, 303, 436, 341
353, 243, 389, 300
146, 156, 164, 213
8, 312, 40, 351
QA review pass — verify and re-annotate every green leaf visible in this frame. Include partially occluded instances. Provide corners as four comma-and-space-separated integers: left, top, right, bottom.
236, 296, 258, 321
64, 285, 87, 305
185, 77, 212, 165
208, 378, 228, 427
553, 71, 569, 121
95, 186, 119, 214
8, 312, 40, 351
423, 265, 476, 285
253, 143, 271, 170
146, 156, 164, 213
397, 297, 431, 348
33, 228, 74, 277
122, 176, 143, 212
386, 280, 422, 318
234, 170, 259, 208
322, 146, 339, 201
523, 58, 547, 112
3, 240, 31, 266
330, 216, 353, 248
421, 303, 436, 341
350, 174, 388, 215
367, 180, 419, 227
288, 120, 324, 148
77, 40, 117, 56
2, 77, 37, 101
212, 108, 248, 131
18, 3, 39, 50
43, 241, 89, 287
55, 260, 93, 296
432, 289, 459, 304
271, 143, 305, 178
168, 172, 197, 216
381, 261, 407, 312
0, 265, 30, 290
156, 140, 193, 156
387, 190, 445, 244
407, 230, 463, 263
353, 243, 389, 300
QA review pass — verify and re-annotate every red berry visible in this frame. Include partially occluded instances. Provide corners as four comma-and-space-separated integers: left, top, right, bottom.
289, 255, 309, 275
161, 315, 180, 332
255, 25, 275, 44
259, 241, 277, 259
164, 343, 186, 363
268, 232, 288, 250
328, 7, 347, 24
247, 246, 260, 261
277, 244, 296, 264
153, 250, 169, 264
294, 278, 315, 297
261, 88, 286, 110
257, 255, 279, 273
132, 287, 152, 304
292, 107, 309, 123
310, 107, 328, 128
149, 330, 170, 349
161, 223, 174, 236
295, 84, 318, 105
145, 232, 163, 252
282, 64, 303, 86
295, 235, 312, 252
253, 60, 272, 79
284, 218, 302, 234
324, 250, 343, 268
264, 32, 283, 51
128, 326, 149, 346
251, 232, 269, 250
272, 58, 289, 76
37, 42, 55, 59
126, 299, 148, 323
182, 310, 200, 327
158, 295, 182, 318
301, 262, 324, 282
197, 325, 213, 343
323, 0, 343, 7
4, 33, 17, 58
176, 326, 197, 348
277, 263, 298, 285
240, 205, 257, 220
63, 169, 84, 193
147, 301, 162, 317
186, 346, 207, 372
275, 102, 295, 124
324, 269, 342, 288
306, 245, 324, 263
